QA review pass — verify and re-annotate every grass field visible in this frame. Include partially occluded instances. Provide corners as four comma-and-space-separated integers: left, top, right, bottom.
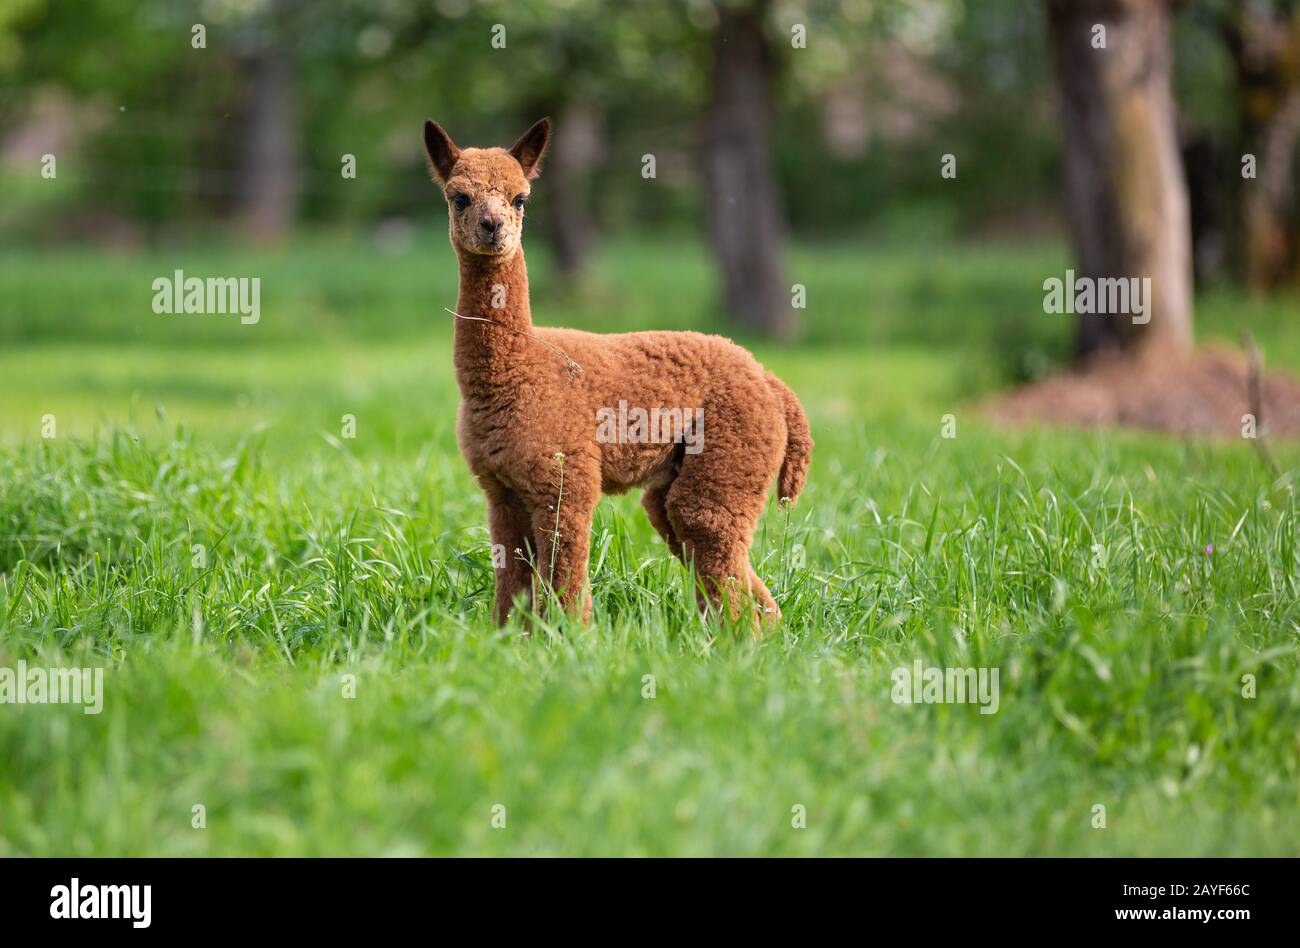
1, 236, 1298, 856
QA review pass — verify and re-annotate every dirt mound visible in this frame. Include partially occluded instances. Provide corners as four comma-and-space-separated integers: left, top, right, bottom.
984, 344, 1300, 438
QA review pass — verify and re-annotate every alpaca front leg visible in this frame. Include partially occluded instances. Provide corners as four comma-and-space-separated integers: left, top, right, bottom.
530, 506, 596, 620
481, 477, 535, 626
528, 469, 598, 622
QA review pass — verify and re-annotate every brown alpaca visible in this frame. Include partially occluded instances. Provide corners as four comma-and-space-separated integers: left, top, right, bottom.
424, 117, 812, 628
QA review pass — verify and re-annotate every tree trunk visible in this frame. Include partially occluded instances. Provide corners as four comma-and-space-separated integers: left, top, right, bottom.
1219, 1, 1300, 290
1047, 0, 1193, 361
1244, 86, 1300, 289
237, 3, 299, 243
539, 101, 600, 282
704, 0, 793, 339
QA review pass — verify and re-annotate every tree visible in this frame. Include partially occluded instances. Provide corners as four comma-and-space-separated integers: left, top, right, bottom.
1214, 0, 1300, 290
704, 0, 792, 339
235, 0, 301, 243
1046, 0, 1194, 360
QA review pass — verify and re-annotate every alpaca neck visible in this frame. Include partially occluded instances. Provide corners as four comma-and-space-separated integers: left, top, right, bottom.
453, 247, 535, 392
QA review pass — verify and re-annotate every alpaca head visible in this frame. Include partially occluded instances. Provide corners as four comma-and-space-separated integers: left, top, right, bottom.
423, 118, 550, 260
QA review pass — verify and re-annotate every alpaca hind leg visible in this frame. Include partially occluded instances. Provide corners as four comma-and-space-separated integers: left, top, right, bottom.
642, 485, 685, 561
665, 481, 771, 632
746, 566, 781, 624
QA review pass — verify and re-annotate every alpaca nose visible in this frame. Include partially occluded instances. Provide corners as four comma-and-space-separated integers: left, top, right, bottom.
479, 216, 503, 236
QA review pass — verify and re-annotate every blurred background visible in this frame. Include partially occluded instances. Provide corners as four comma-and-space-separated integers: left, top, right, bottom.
2, 0, 1300, 414
4, 0, 1049, 255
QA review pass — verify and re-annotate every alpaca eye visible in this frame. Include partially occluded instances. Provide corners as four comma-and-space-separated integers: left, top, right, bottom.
513, 195, 527, 210
452, 194, 470, 211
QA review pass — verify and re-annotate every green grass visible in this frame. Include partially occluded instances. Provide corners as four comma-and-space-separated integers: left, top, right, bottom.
0, 236, 1298, 856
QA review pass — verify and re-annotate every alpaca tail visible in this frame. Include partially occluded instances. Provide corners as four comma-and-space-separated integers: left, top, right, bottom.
765, 372, 813, 504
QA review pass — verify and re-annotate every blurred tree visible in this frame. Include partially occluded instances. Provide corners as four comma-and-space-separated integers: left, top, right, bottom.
2, 0, 1063, 303
705, 0, 791, 338
510, 13, 617, 283
1046, 0, 1194, 360
331, 0, 623, 282
1, 0, 203, 233
1212, 0, 1300, 290
236, 0, 301, 243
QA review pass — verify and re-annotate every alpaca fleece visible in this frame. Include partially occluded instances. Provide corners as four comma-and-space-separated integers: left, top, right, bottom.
424, 117, 812, 628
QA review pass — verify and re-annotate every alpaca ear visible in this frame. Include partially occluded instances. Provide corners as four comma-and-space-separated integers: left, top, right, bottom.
423, 119, 460, 184
509, 118, 550, 179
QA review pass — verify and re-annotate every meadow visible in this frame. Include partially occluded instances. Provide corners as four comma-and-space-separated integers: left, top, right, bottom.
1, 237, 1298, 856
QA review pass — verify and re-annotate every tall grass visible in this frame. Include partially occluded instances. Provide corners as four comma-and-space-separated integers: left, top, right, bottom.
0, 238, 1296, 855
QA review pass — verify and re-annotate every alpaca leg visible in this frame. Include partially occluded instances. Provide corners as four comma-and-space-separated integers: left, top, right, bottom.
641, 485, 684, 560
663, 419, 784, 630
481, 476, 535, 625
528, 461, 600, 621
650, 486, 782, 623
665, 486, 772, 631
